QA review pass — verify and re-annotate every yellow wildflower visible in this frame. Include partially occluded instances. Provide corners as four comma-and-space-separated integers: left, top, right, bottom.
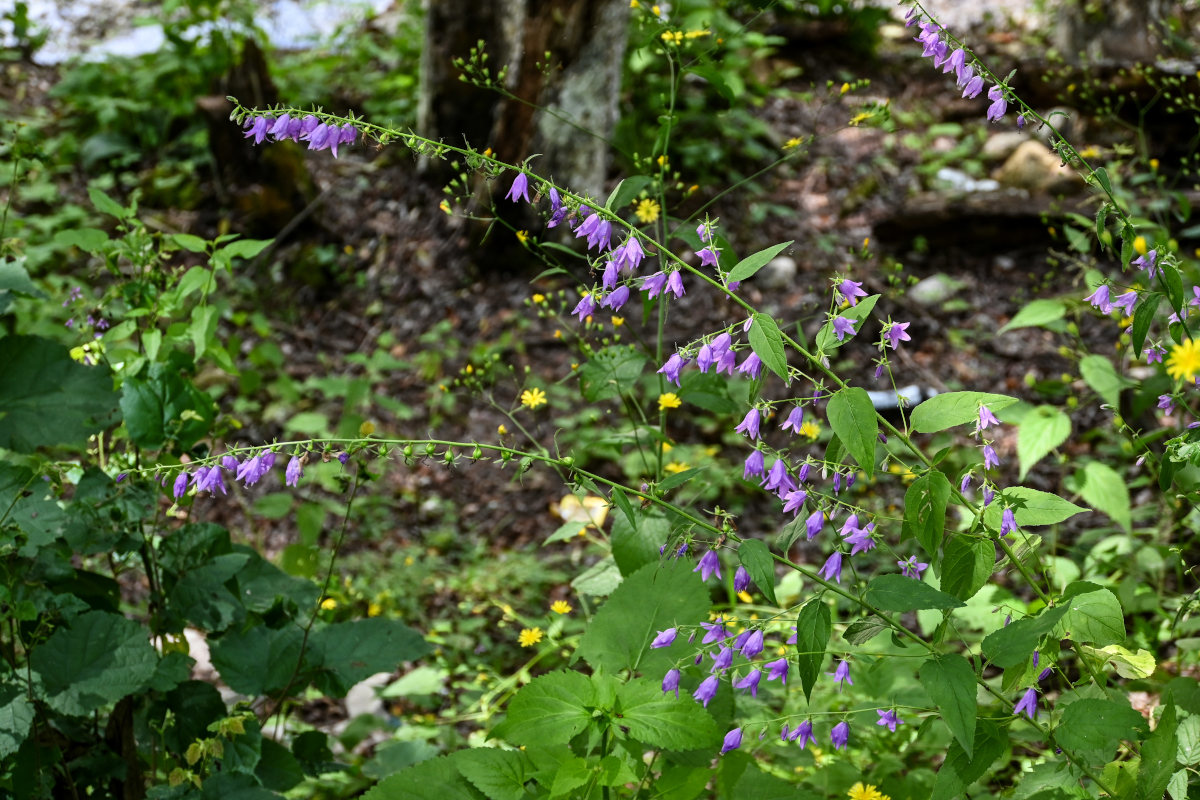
1166, 339, 1200, 382
664, 461, 690, 474
658, 392, 682, 411
783, 137, 803, 150
635, 198, 661, 224
612, 315, 625, 327
1150, 158, 1160, 170
1133, 235, 1148, 255
439, 199, 451, 214
799, 420, 820, 440
497, 424, 508, 435
320, 598, 337, 610
847, 783, 884, 800
367, 602, 383, 617
656, 154, 669, 167
840, 82, 850, 94
516, 229, 530, 244
518, 627, 544, 647
661, 30, 683, 45
532, 293, 545, 303
685, 29, 710, 39
737, 591, 753, 604
551, 600, 572, 614
630, 0, 639, 6
520, 387, 548, 410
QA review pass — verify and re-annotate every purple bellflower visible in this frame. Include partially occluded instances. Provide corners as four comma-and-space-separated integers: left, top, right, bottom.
734, 669, 763, 698
819, 551, 844, 583
710, 646, 734, 673
805, 509, 824, 540
837, 279, 867, 306
735, 408, 762, 439
662, 668, 681, 697
695, 550, 722, 582
986, 85, 1008, 122
1084, 285, 1113, 314
765, 658, 789, 684
734, 566, 751, 593
739, 630, 765, 660
831, 721, 850, 750
701, 619, 730, 644
602, 285, 630, 311
795, 720, 816, 749
737, 352, 764, 378
876, 709, 903, 732
898, 555, 930, 579
658, 353, 687, 386
780, 405, 805, 433
832, 316, 857, 342
693, 675, 719, 707
173, 471, 190, 498
651, 628, 677, 648
831, 658, 852, 688
884, 321, 912, 349
506, 172, 530, 203
1001, 508, 1019, 537
743, 450, 765, 479
642, 272, 669, 299
1014, 688, 1039, 720
720, 727, 743, 755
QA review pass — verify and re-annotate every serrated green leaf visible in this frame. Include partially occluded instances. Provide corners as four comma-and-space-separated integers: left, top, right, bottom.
842, 616, 889, 646
827, 387, 878, 478
999, 299, 1067, 333
575, 560, 710, 672
727, 240, 793, 284
910, 391, 1019, 433
1137, 699, 1177, 800
931, 720, 1005, 800
0, 683, 35, 759
747, 313, 788, 380
981, 603, 1072, 668
794, 599, 831, 701
456, 748, 530, 800
309, 618, 432, 697
615, 678, 719, 750
1078, 644, 1155, 679
88, 186, 131, 219
54, 227, 109, 251
1056, 698, 1146, 757
1017, 406, 1071, 479
579, 346, 646, 402
0, 335, 120, 452
737, 539, 778, 605
1059, 583, 1125, 647
210, 625, 304, 696
571, 557, 622, 597
1078, 461, 1131, 533
919, 653, 977, 758
1064, 225, 1091, 254
361, 753, 484, 800
611, 510, 670, 577
903, 470, 951, 558
31, 611, 158, 716
940, 535, 993, 601
1079, 354, 1130, 409
866, 574, 964, 612
0, 261, 42, 298
1164, 264, 1185, 312
491, 671, 596, 747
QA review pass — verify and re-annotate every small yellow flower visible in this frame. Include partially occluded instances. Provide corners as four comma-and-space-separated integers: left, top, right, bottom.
847, 783, 885, 800
359, 421, 376, 436
483, 147, 493, 157
1166, 339, 1200, 382
516, 229, 530, 244
840, 82, 850, 94
532, 293, 545, 304
551, 600, 572, 614
660, 30, 683, 45
1133, 235, 1148, 255
439, 199, 452, 214
656, 154, 669, 167
404, 555, 415, 566
658, 392, 682, 411
497, 424, 508, 435
1150, 158, 1160, 170
799, 420, 820, 440
664, 461, 690, 474
685, 29, 710, 39
635, 198, 661, 224
320, 598, 337, 610
611, 315, 625, 327
1078, 145, 1100, 159
521, 387, 548, 410
737, 591, 753, 604
518, 627, 544, 647
630, 0, 639, 7
367, 602, 383, 617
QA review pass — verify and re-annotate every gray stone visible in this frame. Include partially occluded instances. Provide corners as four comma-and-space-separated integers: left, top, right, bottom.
758, 256, 797, 290
909, 273, 966, 307
981, 132, 1028, 162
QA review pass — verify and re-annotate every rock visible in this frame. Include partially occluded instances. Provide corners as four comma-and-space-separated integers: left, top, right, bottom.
909, 273, 966, 307
344, 672, 393, 719
935, 167, 999, 194
981, 131, 1028, 162
993, 140, 1082, 194
758, 256, 797, 290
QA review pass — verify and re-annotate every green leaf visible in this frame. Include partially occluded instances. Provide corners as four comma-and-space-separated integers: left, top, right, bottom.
1077, 461, 1131, 533
903, 470, 951, 558
171, 233, 210, 253
0, 261, 43, 298
54, 227, 109, 251
1059, 583, 1125, 647
747, 313, 788, 380
815, 294, 879, 353
842, 616, 889, 646
0, 683, 35, 759
579, 345, 646, 402
1078, 644, 1155, 679
1164, 264, 1185, 313
615, 678, 719, 750
826, 387, 878, 478
919, 653, 978, 758
931, 719, 1005, 800
866, 574, 964, 612
1079, 354, 1129, 409
981, 604, 1072, 668
120, 365, 215, 451
727, 240, 793, 284
999, 299, 1067, 333
984, 486, 1088, 527
1132, 293, 1162, 357
309, 618, 432, 697
0, 335, 120, 452
218, 238, 273, 263
737, 539, 778, 605
576, 560, 711, 673
794, 598, 831, 701
362, 753, 484, 800
1056, 698, 1146, 758
940, 535, 993, 601
609, 486, 636, 530
611, 510, 670, 577
31, 610, 158, 716
210, 625, 304, 696
1136, 699, 1177, 800
256, 738, 305, 792
910, 391, 1019, 433
1092, 166, 1113, 196
571, 557, 622, 597
605, 175, 652, 212
490, 671, 596, 747
1017, 406, 1071, 479
456, 748, 530, 800
1064, 225, 1091, 254
88, 185, 131, 219
168, 552, 249, 631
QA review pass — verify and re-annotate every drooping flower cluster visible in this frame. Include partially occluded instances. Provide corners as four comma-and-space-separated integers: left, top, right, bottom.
240, 112, 360, 158
173, 449, 306, 499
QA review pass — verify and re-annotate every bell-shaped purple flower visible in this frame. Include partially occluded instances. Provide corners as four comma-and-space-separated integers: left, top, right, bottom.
734, 566, 751, 593
506, 172, 530, 203
662, 668, 681, 697
651, 628, 677, 648
831, 721, 850, 750
693, 675, 719, 707
780, 405, 805, 433
734, 668, 762, 698
658, 353, 687, 386
795, 719, 815, 749
695, 549, 722, 582
739, 629, 764, 660
710, 646, 734, 673
765, 657, 789, 684
285, 456, 303, 488
720, 727, 743, 754
831, 658, 852, 688
743, 450, 765, 480
735, 408, 761, 439
666, 270, 685, 299
876, 709, 902, 732
172, 471, 190, 499
805, 509, 824, 540
1014, 687, 1038, 720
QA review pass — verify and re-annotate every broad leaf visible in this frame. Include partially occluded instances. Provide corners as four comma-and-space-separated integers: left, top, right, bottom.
981, 603, 1072, 668
576, 560, 711, 673
727, 240, 793, 284
903, 470, 951, 558
456, 748, 531, 800
815, 295, 879, 353
826, 387, 878, 478
1056, 698, 1146, 759
1058, 583, 1125, 647
0, 335, 120, 452
1017, 406, 1071, 480
1136, 699, 1177, 800
611, 510, 670, 577
579, 346, 646, 402
747, 313, 788, 380
490, 671, 596, 746
794, 598, 831, 701
210, 625, 305, 696
910, 391, 1018, 434
309, 618, 431, 697
842, 616, 889, 646
0, 683, 35, 759
121, 364, 215, 451
931, 719, 1005, 800
737, 539, 778, 605
919, 653, 978, 758
999, 299, 1066, 333
983, 486, 1087, 528
940, 535, 993, 602
362, 753, 485, 800
1079, 354, 1130, 409
615, 678, 719, 750
31, 610, 158, 716
1077, 461, 1131, 533
865, 574, 964, 612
